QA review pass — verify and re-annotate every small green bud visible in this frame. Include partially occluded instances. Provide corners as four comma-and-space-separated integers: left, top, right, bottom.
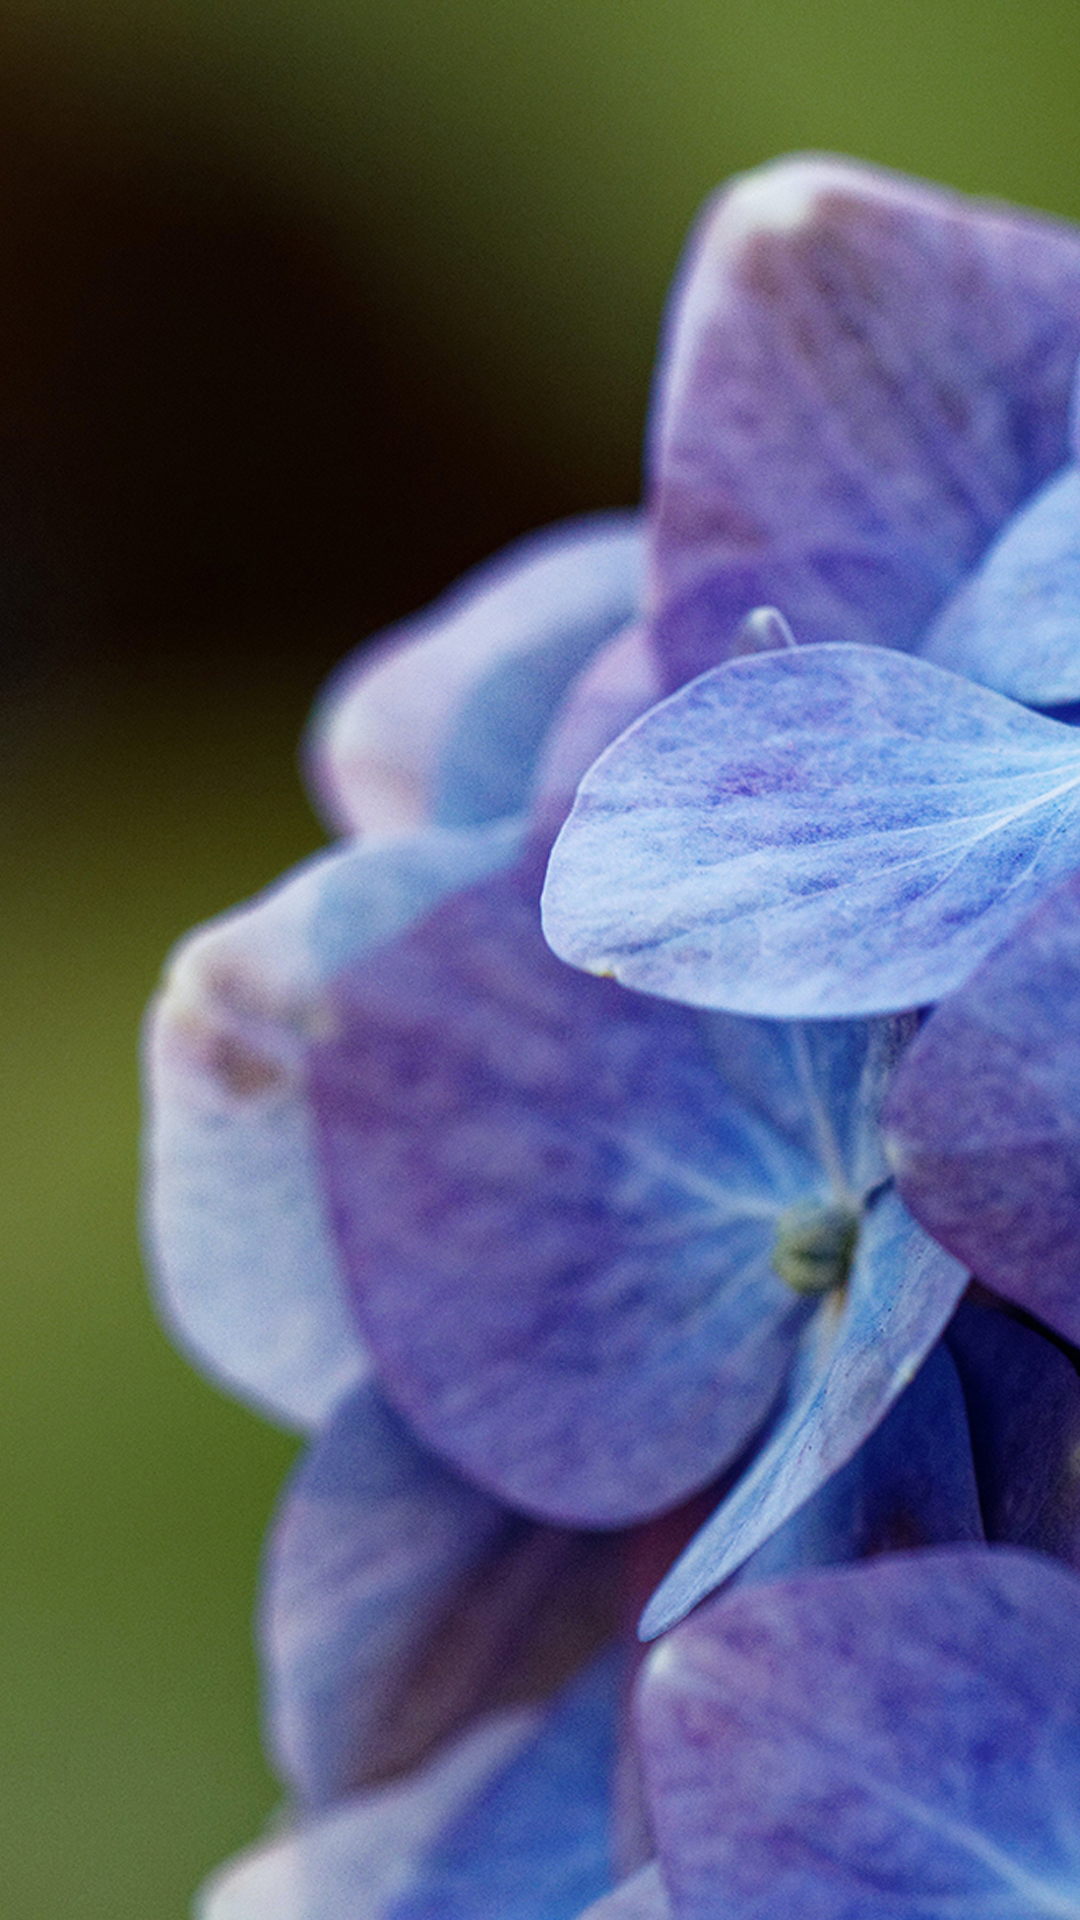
771, 1202, 859, 1296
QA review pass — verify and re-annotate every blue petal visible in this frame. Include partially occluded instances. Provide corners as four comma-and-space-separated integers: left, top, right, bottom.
311, 858, 818, 1526
572, 1866, 672, 1919
542, 644, 1080, 1017
198, 1707, 544, 1919
736, 1338, 982, 1590
639, 1547, 1080, 1918
648, 155, 1080, 689
389, 1653, 621, 1920
307, 515, 641, 837
920, 466, 1080, 707
640, 1188, 968, 1635
144, 817, 521, 1427
202, 1658, 622, 1920
261, 1382, 507, 1807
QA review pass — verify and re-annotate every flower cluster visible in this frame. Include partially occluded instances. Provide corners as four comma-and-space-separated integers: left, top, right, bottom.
146, 156, 1080, 1917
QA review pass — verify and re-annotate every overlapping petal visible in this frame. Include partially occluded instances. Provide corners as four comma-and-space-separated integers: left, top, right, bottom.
884, 869, 1080, 1344
649, 154, 1080, 689
144, 816, 521, 1426
945, 1296, 1080, 1564
640, 1189, 968, 1635
639, 1547, 1080, 1918
543, 643, 1080, 1017
263, 1381, 620, 1808
735, 1339, 982, 1592
920, 465, 1080, 706
308, 516, 641, 839
575, 1866, 672, 1920
310, 855, 817, 1525
202, 1655, 622, 1920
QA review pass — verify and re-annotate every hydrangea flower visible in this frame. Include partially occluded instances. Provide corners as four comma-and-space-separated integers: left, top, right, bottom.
143, 152, 1080, 1914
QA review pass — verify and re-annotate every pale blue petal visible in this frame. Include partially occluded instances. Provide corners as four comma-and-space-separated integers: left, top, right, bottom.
640, 1189, 968, 1635
145, 816, 521, 1427
201, 1658, 621, 1920
920, 467, 1080, 706
542, 644, 1080, 1018
308, 516, 641, 837
198, 1708, 541, 1919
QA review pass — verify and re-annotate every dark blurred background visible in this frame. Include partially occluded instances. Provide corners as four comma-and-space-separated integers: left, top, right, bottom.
2, 4, 1079, 1912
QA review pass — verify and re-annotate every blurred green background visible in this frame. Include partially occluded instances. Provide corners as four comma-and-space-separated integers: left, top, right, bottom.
2, 3, 1079, 1912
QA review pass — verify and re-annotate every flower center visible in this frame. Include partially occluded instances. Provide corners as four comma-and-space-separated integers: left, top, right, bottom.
770, 1202, 859, 1296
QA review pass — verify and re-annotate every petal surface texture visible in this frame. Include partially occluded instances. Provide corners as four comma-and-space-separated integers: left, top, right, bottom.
145, 816, 521, 1427
542, 644, 1080, 1018
310, 858, 818, 1525
309, 515, 641, 838
639, 1547, 1080, 1918
640, 1189, 968, 1635
919, 465, 1080, 706
649, 154, 1080, 689
884, 869, 1080, 1344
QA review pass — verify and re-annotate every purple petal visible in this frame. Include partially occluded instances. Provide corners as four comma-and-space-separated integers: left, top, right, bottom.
574, 1866, 672, 1920
145, 818, 520, 1426
542, 644, 1080, 1018
649, 155, 1080, 689
310, 857, 816, 1527
307, 515, 641, 838
884, 869, 1080, 1345
946, 1295, 1080, 1566
920, 465, 1080, 706
261, 1382, 504, 1807
639, 1189, 968, 1636
639, 1547, 1080, 1918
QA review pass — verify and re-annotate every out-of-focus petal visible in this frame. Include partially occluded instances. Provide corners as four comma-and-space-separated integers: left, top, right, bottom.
261, 1382, 503, 1807
263, 1381, 621, 1809
649, 154, 1080, 689
883, 869, 1080, 1346
198, 1707, 538, 1920
946, 1295, 1080, 1566
542, 644, 1080, 1018
308, 515, 641, 839
532, 623, 662, 840
575, 1865, 672, 1920
640, 1189, 968, 1635
639, 1547, 1080, 1918
310, 856, 816, 1527
920, 466, 1080, 706
145, 817, 521, 1427
202, 1655, 622, 1920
